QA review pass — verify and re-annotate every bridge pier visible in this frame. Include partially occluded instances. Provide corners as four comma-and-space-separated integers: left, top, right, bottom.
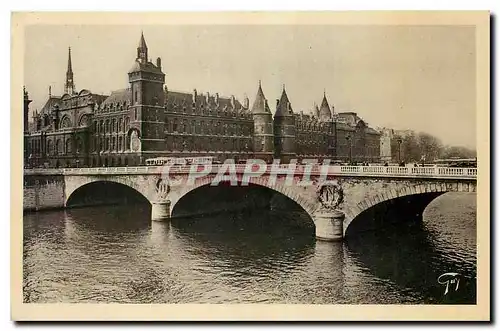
151, 201, 171, 221
313, 210, 345, 241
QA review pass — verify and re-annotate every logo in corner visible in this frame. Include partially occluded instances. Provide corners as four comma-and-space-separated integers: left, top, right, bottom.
438, 272, 461, 295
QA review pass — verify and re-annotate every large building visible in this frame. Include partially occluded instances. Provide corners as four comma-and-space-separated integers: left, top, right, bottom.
24, 33, 381, 168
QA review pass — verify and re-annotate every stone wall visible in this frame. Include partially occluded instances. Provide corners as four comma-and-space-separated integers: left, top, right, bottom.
23, 175, 65, 211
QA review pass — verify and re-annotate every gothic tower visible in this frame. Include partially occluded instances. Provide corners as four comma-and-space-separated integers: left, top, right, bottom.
64, 47, 75, 95
23, 86, 32, 168
23, 86, 31, 133
251, 81, 274, 162
319, 91, 336, 157
273, 85, 296, 162
319, 91, 332, 122
127, 32, 166, 161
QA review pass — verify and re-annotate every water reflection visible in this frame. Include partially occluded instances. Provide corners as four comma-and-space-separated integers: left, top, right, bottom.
345, 193, 476, 304
23, 192, 476, 304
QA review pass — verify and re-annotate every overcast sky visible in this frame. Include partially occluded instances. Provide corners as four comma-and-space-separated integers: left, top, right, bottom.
24, 24, 476, 149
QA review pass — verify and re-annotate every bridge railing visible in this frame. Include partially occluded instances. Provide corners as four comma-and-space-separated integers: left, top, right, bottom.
24, 165, 477, 180
332, 165, 476, 179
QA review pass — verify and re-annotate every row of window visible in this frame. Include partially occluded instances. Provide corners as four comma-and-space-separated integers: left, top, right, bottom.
93, 117, 131, 135
165, 136, 252, 152
28, 138, 83, 156
166, 103, 251, 120
296, 122, 334, 133
91, 135, 129, 153
166, 118, 253, 136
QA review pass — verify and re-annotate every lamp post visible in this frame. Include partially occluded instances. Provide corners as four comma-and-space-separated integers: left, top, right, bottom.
346, 135, 352, 164
397, 138, 402, 164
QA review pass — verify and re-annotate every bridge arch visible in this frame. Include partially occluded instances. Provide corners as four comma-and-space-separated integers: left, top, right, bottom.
64, 175, 158, 207
65, 180, 151, 208
344, 181, 476, 237
168, 175, 318, 223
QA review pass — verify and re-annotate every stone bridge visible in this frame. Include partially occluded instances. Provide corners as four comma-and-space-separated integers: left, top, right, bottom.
24, 164, 477, 241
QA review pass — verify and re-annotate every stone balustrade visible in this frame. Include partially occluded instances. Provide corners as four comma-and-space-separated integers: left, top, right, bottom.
24, 164, 477, 180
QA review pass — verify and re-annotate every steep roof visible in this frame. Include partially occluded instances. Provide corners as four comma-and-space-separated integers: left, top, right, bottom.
337, 112, 360, 126
102, 89, 131, 106
138, 31, 148, 50
39, 96, 61, 116
128, 60, 164, 74
319, 93, 332, 121
165, 90, 243, 111
251, 81, 271, 114
274, 86, 293, 117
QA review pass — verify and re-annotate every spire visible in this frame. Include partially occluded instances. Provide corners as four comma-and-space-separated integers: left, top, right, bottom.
251, 81, 271, 114
275, 85, 293, 117
314, 102, 320, 117
137, 31, 148, 63
64, 47, 75, 95
319, 90, 332, 121
67, 47, 73, 74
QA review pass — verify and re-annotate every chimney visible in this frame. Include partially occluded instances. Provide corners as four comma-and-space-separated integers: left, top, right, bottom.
193, 89, 197, 103
243, 94, 249, 109
206, 92, 210, 103
156, 57, 162, 70
230, 95, 235, 108
215, 93, 219, 104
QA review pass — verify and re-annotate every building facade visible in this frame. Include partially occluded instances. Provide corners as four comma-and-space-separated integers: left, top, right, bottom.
24, 33, 381, 168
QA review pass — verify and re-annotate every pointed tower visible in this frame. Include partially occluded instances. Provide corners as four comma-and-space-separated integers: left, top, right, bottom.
137, 31, 148, 64
128, 32, 165, 163
23, 86, 32, 168
251, 81, 274, 162
273, 85, 296, 162
319, 91, 332, 122
318, 91, 337, 157
64, 47, 75, 95
314, 102, 320, 117
23, 86, 31, 133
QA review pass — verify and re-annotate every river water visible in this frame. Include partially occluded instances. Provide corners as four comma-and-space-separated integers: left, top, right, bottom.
23, 192, 476, 304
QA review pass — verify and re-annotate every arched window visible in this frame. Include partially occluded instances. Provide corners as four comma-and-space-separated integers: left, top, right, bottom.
112, 119, 116, 133
208, 121, 213, 135
56, 139, 62, 155
134, 109, 138, 120
60, 116, 71, 129
46, 140, 53, 155
200, 121, 204, 134
125, 117, 130, 130
100, 120, 104, 134
173, 118, 178, 132
118, 118, 123, 132
76, 137, 82, 154
192, 120, 197, 134
66, 139, 72, 154
94, 121, 97, 133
